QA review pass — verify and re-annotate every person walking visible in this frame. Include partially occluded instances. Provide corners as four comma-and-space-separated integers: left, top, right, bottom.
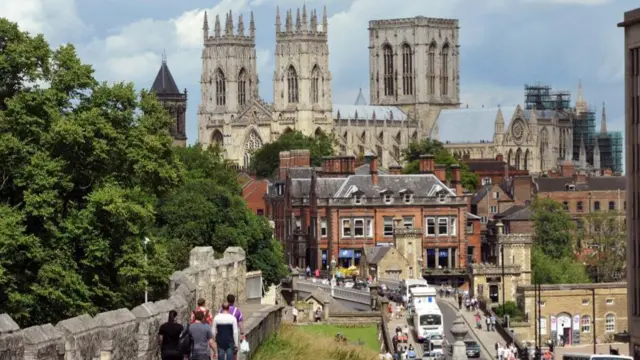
223, 294, 245, 360
157, 310, 183, 360
190, 298, 213, 326
212, 302, 239, 360
188, 311, 216, 360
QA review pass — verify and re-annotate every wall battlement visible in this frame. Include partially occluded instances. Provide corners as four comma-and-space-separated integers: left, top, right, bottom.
0, 246, 284, 360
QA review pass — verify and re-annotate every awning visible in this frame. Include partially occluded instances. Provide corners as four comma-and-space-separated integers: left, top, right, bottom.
339, 249, 354, 258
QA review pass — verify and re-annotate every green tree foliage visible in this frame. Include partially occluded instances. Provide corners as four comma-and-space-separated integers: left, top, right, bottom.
495, 301, 524, 321
582, 211, 626, 282
402, 138, 478, 191
155, 145, 287, 287
250, 130, 335, 178
0, 19, 181, 326
530, 198, 590, 284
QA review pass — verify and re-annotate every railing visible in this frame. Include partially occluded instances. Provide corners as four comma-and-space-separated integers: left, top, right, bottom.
296, 280, 372, 305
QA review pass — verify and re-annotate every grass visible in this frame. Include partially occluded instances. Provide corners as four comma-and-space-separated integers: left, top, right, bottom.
300, 324, 380, 352
252, 325, 380, 360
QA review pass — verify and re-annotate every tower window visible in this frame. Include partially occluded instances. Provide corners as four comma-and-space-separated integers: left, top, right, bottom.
287, 66, 299, 104
238, 68, 247, 106
441, 44, 450, 96
382, 44, 394, 96
428, 42, 436, 96
401, 44, 413, 96
311, 65, 320, 104
215, 68, 226, 106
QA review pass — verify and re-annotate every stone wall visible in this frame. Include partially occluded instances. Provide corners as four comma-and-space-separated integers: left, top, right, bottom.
0, 246, 283, 360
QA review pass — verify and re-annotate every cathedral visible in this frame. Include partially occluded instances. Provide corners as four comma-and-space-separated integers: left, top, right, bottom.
194, 7, 461, 169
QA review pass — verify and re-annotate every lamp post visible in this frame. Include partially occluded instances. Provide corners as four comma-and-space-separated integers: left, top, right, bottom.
143, 237, 151, 303
501, 243, 505, 311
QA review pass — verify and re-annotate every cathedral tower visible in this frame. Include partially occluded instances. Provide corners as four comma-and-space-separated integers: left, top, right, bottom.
368, 16, 460, 135
198, 11, 259, 148
273, 6, 333, 135
151, 53, 188, 147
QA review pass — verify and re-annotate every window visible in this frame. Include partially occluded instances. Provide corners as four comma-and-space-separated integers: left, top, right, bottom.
538, 317, 547, 335
563, 201, 569, 211
382, 44, 394, 96
311, 66, 320, 104
403, 216, 414, 229
606, 298, 614, 305
401, 44, 413, 96
295, 217, 301, 230
403, 194, 412, 204
582, 299, 590, 306
366, 219, 373, 237
257, 209, 264, 216
605, 314, 615, 332
594, 201, 600, 211
577, 201, 584, 212
624, 201, 626, 211
449, 217, 457, 236
383, 217, 394, 237
438, 218, 448, 236
342, 219, 351, 237
482, 177, 492, 185
354, 219, 364, 237
238, 68, 247, 106
384, 194, 392, 204
320, 218, 327, 237
438, 192, 446, 202
426, 217, 436, 236
215, 68, 226, 106
490, 206, 497, 214
581, 316, 591, 333
287, 66, 299, 103
428, 43, 436, 95
481, 216, 488, 224
441, 44, 449, 96
467, 246, 475, 265
466, 221, 474, 234
493, 192, 500, 200
609, 201, 615, 210
354, 195, 363, 205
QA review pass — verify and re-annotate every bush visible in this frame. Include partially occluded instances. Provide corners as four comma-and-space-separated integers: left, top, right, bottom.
495, 301, 524, 320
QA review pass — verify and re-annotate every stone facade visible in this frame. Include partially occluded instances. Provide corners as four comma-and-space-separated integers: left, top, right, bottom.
196, 9, 457, 169
515, 283, 628, 345
0, 247, 283, 360
361, 245, 412, 281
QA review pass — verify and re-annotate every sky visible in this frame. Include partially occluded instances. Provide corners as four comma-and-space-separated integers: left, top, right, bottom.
1, 0, 634, 151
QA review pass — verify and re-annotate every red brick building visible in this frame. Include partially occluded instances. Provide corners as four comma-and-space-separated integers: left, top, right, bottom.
238, 173, 269, 216
265, 151, 482, 286
463, 154, 529, 187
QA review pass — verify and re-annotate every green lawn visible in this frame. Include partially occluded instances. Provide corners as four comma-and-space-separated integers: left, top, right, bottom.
300, 324, 380, 352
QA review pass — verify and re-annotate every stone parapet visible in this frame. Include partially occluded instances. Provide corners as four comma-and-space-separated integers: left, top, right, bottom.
0, 246, 281, 360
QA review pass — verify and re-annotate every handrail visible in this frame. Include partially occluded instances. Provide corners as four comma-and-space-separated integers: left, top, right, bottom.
296, 280, 371, 305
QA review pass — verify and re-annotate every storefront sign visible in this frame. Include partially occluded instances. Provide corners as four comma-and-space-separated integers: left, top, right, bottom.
550, 316, 557, 332
572, 315, 580, 331
339, 249, 354, 258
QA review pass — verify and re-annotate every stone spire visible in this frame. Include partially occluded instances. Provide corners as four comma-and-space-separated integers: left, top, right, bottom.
322, 6, 328, 33
238, 13, 244, 36
594, 137, 601, 170
579, 136, 587, 169
295, 8, 301, 32
203, 11, 209, 41
286, 9, 293, 32
495, 105, 505, 134
225, 12, 230, 35
576, 79, 588, 115
250, 11, 255, 38
275, 6, 281, 33
228, 11, 234, 34
310, 9, 317, 33
601, 101, 607, 133
302, 4, 308, 31
354, 88, 367, 105
214, 14, 221, 37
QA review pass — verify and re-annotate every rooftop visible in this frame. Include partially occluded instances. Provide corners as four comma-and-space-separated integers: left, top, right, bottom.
534, 176, 626, 192
151, 60, 181, 95
333, 104, 408, 122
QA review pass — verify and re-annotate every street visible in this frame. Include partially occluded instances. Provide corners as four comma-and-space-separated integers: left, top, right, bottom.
439, 299, 489, 360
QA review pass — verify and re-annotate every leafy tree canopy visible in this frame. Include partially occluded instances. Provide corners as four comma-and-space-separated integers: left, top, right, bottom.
531, 198, 576, 259
0, 19, 181, 326
402, 138, 478, 191
250, 130, 334, 178
531, 246, 591, 284
581, 210, 626, 282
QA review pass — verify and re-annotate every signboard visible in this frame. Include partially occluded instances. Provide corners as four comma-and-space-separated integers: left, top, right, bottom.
550, 316, 557, 332
377, 242, 393, 247
487, 277, 502, 283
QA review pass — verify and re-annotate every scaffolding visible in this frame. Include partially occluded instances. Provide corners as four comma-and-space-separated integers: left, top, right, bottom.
597, 131, 624, 173
524, 83, 572, 110
572, 108, 597, 163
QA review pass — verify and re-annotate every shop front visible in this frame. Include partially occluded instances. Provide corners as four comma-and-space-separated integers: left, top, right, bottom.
338, 249, 362, 268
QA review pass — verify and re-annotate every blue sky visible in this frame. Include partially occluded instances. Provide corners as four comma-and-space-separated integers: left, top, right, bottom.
1, 0, 634, 149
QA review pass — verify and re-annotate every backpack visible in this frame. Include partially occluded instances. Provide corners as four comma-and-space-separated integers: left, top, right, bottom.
179, 323, 192, 355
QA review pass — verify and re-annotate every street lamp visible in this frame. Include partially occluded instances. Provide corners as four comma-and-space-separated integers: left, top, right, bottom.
501, 243, 505, 312
143, 237, 151, 303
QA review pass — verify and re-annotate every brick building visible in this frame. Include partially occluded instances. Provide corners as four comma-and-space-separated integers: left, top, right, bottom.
463, 154, 529, 187
470, 175, 534, 232
265, 151, 482, 287
238, 173, 269, 216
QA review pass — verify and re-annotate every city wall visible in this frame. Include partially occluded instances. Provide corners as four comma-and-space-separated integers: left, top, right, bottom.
0, 246, 283, 360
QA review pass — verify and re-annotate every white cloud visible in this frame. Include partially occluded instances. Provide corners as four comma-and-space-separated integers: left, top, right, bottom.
0, 0, 84, 42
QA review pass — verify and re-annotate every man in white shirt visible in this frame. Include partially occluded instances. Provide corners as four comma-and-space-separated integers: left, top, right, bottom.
212, 302, 239, 360
291, 307, 298, 323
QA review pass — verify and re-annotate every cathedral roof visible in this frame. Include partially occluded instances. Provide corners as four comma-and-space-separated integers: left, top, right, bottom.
151, 61, 181, 95
333, 104, 407, 121
433, 106, 517, 143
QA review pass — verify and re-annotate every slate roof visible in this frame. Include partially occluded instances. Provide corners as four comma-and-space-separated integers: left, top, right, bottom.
464, 159, 518, 173
333, 174, 455, 198
333, 104, 408, 121
355, 163, 389, 175
151, 61, 181, 94
471, 183, 513, 205
494, 205, 532, 221
534, 176, 626, 192
433, 106, 516, 143
288, 167, 315, 179
364, 247, 392, 265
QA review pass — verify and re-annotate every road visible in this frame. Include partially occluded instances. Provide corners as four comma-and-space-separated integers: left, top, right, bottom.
439, 299, 488, 360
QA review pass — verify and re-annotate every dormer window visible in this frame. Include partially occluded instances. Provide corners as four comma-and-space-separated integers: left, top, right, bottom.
354, 194, 363, 205
384, 194, 392, 204
566, 184, 576, 191
438, 192, 446, 202
403, 194, 413, 204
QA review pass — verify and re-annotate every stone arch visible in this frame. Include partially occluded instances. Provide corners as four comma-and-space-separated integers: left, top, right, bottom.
211, 129, 223, 145
287, 65, 299, 103
440, 42, 450, 96
382, 43, 394, 96
310, 65, 321, 104
507, 149, 514, 167
539, 127, 549, 171
283, 127, 293, 135
401, 42, 413, 96
314, 127, 324, 137
427, 41, 437, 95
515, 148, 522, 170
214, 68, 226, 106
243, 129, 263, 168
238, 67, 247, 106
524, 149, 530, 171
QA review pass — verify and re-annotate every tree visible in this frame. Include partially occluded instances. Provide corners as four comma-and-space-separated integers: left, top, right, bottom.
582, 211, 626, 282
0, 19, 182, 326
402, 138, 478, 191
250, 130, 335, 178
531, 246, 591, 284
155, 145, 287, 286
531, 198, 576, 259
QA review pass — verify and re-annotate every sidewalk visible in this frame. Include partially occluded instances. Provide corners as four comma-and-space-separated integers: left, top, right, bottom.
386, 301, 424, 357
439, 297, 506, 359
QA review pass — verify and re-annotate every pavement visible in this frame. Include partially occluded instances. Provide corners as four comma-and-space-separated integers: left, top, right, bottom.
386, 301, 425, 358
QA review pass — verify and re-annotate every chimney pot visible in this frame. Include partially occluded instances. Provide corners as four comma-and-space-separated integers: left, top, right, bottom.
370, 155, 379, 185
419, 154, 435, 173
389, 165, 403, 175
434, 164, 446, 182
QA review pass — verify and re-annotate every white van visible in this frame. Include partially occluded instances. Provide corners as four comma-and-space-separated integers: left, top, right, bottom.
412, 306, 444, 342
400, 279, 429, 303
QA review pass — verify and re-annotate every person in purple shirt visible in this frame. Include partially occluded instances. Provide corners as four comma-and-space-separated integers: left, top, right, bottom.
221, 294, 244, 360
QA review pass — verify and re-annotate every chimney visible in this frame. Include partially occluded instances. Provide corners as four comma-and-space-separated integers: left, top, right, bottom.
369, 155, 379, 185
573, 171, 588, 184
434, 164, 446, 183
560, 160, 575, 177
279, 151, 291, 180
450, 164, 462, 194
419, 154, 435, 173
512, 175, 533, 205
389, 164, 403, 175
496, 154, 504, 162
290, 149, 310, 167
321, 156, 355, 177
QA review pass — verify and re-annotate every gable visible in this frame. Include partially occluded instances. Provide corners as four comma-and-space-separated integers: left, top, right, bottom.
235, 100, 273, 124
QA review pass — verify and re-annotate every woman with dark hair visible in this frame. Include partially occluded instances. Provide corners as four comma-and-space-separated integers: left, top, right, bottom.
158, 310, 184, 360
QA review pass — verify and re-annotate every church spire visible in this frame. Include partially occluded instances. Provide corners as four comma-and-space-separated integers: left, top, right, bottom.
238, 13, 244, 36
295, 8, 301, 32
579, 136, 587, 169
286, 9, 293, 32
495, 105, 505, 133
275, 6, 281, 33
250, 11, 255, 38
203, 11, 209, 41
601, 101, 607, 133
228, 11, 234, 34
215, 14, 221, 37
576, 79, 588, 115
322, 6, 328, 33
302, 4, 308, 31
310, 9, 317, 33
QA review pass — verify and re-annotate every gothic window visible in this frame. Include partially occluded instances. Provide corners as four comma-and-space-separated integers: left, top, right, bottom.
539, 127, 549, 170
211, 130, 223, 145
441, 44, 450, 96
311, 65, 320, 104
401, 44, 413, 96
287, 66, 299, 103
215, 68, 226, 106
428, 42, 436, 95
515, 148, 522, 170
507, 149, 513, 166
238, 68, 247, 106
382, 44, 394, 96
243, 130, 263, 168
524, 149, 530, 171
